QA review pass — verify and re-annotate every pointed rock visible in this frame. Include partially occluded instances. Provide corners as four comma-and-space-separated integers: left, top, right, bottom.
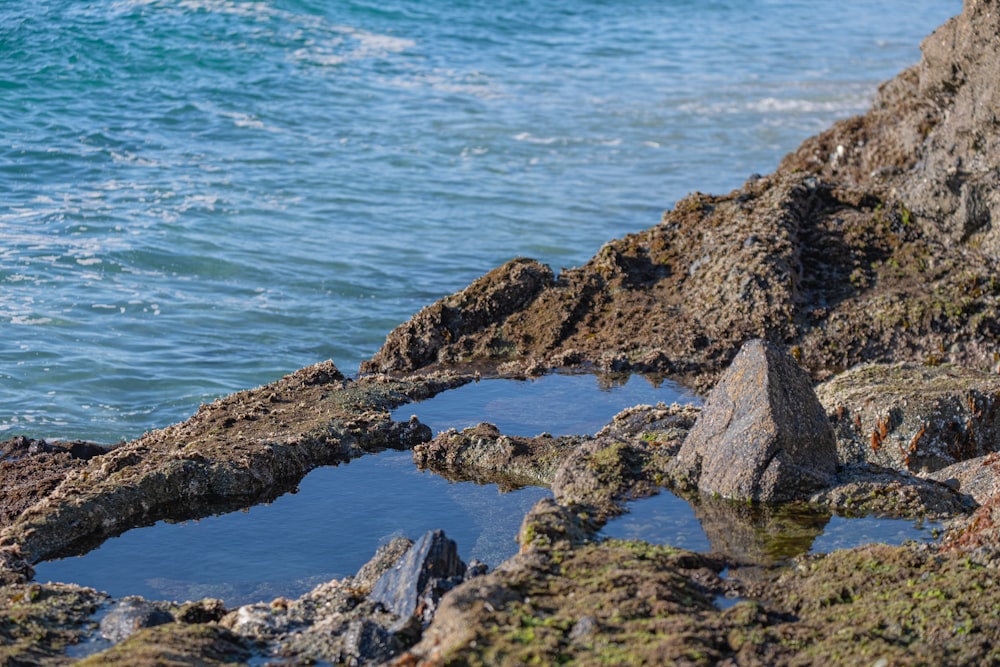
369, 529, 466, 627
674, 339, 837, 502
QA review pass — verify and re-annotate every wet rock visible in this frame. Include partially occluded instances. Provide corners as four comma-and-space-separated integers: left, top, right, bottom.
551, 438, 672, 520
0, 546, 33, 585
342, 618, 399, 666
674, 340, 838, 502
593, 402, 701, 455
517, 497, 594, 553
353, 536, 416, 593
75, 623, 250, 667
413, 422, 580, 489
369, 529, 466, 629
812, 464, 972, 518
0, 582, 108, 666
100, 597, 174, 644
222, 601, 285, 639
817, 362, 1000, 473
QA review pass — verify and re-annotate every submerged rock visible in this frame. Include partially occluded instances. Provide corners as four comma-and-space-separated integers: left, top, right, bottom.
673, 340, 838, 502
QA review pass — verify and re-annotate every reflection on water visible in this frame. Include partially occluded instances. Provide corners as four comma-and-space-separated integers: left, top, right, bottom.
601, 491, 941, 565
35, 450, 548, 607
34, 371, 937, 610
395, 371, 701, 437
37, 372, 696, 607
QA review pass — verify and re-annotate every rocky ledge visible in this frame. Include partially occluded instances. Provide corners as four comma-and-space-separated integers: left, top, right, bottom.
5, 1, 1000, 665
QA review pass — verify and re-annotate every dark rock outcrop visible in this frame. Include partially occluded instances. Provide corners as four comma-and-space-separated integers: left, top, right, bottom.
673, 340, 837, 502
369, 529, 467, 629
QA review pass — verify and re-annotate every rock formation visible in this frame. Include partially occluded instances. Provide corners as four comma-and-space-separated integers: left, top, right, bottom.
673, 339, 838, 502
9, 2, 1000, 665
361, 1, 1000, 394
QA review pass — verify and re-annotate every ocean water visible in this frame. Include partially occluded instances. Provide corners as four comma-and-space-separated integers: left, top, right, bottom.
2, 1, 961, 443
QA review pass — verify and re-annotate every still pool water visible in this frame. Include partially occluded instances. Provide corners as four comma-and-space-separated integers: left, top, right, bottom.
601, 491, 940, 564
35, 449, 549, 607
35, 375, 940, 607
37, 372, 692, 606
395, 371, 700, 437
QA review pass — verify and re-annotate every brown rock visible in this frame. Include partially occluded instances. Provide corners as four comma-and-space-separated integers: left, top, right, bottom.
927, 452, 1000, 505
360, 258, 554, 374
674, 339, 837, 502
817, 362, 1000, 473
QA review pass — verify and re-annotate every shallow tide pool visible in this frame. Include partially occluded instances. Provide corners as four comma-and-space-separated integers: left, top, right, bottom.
35, 373, 940, 607
36, 372, 688, 606
35, 450, 549, 607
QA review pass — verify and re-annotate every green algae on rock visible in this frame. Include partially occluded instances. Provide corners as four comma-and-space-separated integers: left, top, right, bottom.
0, 582, 107, 667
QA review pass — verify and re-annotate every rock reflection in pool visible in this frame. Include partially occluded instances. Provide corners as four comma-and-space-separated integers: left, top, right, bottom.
34, 450, 549, 607
601, 491, 940, 563
599, 490, 711, 553
395, 371, 701, 437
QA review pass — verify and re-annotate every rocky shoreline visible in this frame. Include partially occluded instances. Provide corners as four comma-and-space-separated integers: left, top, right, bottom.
5, 1, 1000, 664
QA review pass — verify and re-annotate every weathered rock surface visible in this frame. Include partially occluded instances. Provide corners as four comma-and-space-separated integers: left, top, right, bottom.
0, 582, 108, 666
412, 422, 580, 489
74, 623, 251, 667
673, 340, 838, 502
810, 463, 972, 519
817, 361, 1000, 472
0, 436, 108, 532
928, 451, 1000, 505
360, 257, 555, 374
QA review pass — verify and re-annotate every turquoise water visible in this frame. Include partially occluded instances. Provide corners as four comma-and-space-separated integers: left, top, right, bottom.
2, 1, 960, 442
